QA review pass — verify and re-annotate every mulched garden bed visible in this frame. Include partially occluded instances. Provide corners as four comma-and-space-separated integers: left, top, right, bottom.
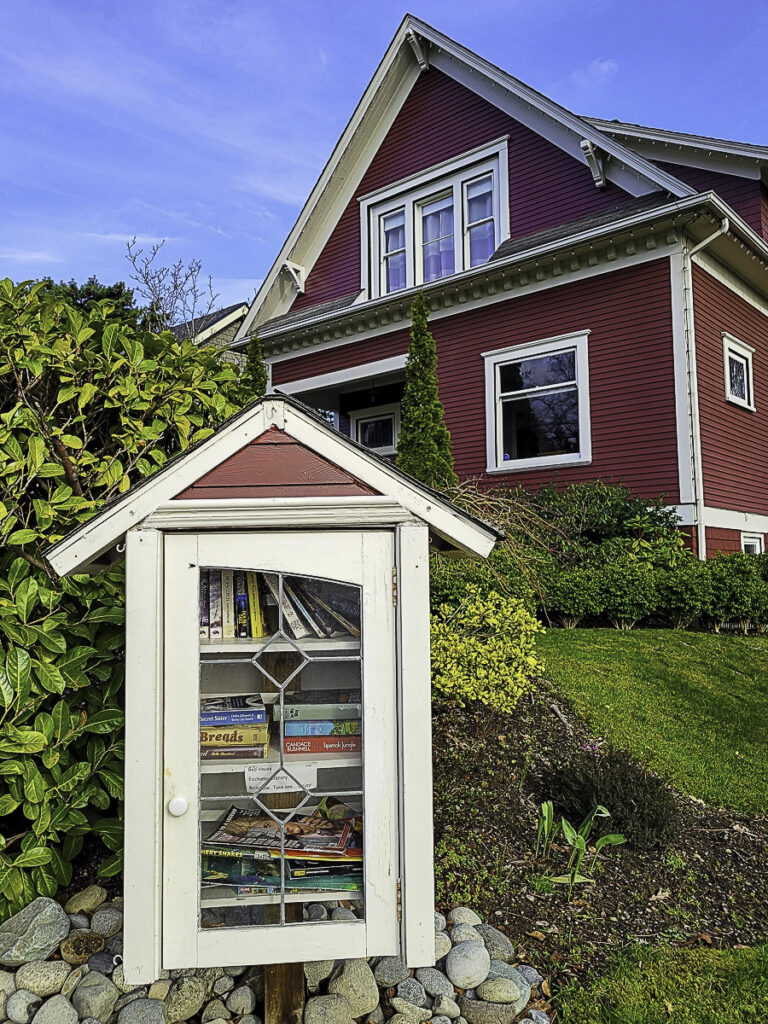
432, 679, 768, 990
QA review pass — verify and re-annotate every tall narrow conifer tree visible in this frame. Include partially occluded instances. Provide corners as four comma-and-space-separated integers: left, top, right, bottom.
396, 292, 458, 489
242, 333, 268, 401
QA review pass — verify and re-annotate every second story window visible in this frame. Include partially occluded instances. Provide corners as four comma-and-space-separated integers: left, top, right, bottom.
722, 332, 755, 411
362, 138, 510, 299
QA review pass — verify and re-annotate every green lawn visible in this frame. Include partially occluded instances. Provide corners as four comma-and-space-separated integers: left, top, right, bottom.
537, 629, 768, 815
556, 943, 768, 1023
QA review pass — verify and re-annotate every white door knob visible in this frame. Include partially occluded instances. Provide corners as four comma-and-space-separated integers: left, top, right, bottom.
168, 796, 188, 817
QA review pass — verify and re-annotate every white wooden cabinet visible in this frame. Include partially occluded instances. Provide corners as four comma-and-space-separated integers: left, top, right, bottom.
45, 396, 498, 984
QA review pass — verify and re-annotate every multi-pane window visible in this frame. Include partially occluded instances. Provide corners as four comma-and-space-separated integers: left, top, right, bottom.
484, 333, 591, 471
722, 333, 755, 410
363, 139, 509, 298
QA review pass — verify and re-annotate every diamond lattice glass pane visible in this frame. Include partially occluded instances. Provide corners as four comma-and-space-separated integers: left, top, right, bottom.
198, 567, 364, 929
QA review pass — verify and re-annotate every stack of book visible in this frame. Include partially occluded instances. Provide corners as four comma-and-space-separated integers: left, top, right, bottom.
200, 696, 270, 761
277, 689, 362, 759
201, 803, 363, 896
199, 570, 361, 641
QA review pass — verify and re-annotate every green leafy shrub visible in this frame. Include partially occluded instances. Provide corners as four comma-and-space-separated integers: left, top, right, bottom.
654, 558, 711, 629
703, 553, 768, 633
540, 747, 677, 850
595, 559, 658, 629
0, 277, 248, 919
430, 586, 542, 713
429, 547, 539, 615
544, 565, 605, 628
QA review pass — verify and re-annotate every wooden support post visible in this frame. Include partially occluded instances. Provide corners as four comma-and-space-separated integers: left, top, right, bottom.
264, 917, 305, 1024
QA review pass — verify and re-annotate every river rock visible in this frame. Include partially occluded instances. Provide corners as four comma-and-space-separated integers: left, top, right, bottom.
15, 962, 71, 999
457, 995, 520, 1024
513, 965, 544, 993
70, 971, 118, 1021
390, 998, 432, 1021
451, 924, 483, 945
445, 941, 490, 990
226, 985, 255, 1015
305, 960, 335, 993
307, 905, 328, 922
6, 988, 41, 1023
200, 999, 229, 1021
117, 998, 167, 1024
165, 976, 207, 1023
304, 994, 356, 1024
114, 989, 148, 1014
89, 907, 122, 939
365, 1005, 385, 1024
66, 916, 89, 932
447, 907, 481, 927
86, 952, 116, 976
61, 967, 88, 999
415, 967, 453, 998
474, 925, 515, 964
432, 1018, 453, 1024
477, 976, 530, 1012
327, 959, 378, 1017
434, 931, 452, 959
373, 955, 409, 987
60, 932, 104, 967
397, 977, 427, 1007
30, 994, 79, 1024
0, 900, 70, 967
64, 887, 106, 917
212, 975, 234, 996
434, 911, 447, 931
148, 980, 172, 1001
433, 994, 461, 1019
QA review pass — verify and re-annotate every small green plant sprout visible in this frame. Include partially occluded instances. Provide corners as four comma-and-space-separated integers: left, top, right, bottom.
535, 800, 561, 859
540, 804, 626, 899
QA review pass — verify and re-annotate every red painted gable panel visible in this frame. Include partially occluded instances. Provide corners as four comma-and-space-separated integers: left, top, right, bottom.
693, 264, 768, 514
275, 258, 680, 502
174, 427, 377, 499
291, 69, 638, 311
655, 161, 764, 237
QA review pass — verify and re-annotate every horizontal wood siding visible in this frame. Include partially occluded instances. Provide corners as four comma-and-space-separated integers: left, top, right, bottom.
292, 69, 636, 311
276, 259, 680, 501
655, 160, 764, 236
706, 527, 744, 555
174, 427, 376, 499
693, 263, 768, 514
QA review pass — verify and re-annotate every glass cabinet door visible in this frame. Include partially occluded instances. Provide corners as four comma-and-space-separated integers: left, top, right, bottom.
162, 531, 399, 969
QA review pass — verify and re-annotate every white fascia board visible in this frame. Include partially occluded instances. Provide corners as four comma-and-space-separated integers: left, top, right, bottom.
146, 497, 415, 531
667, 504, 768, 533
275, 354, 407, 395
193, 304, 248, 344
587, 117, 768, 169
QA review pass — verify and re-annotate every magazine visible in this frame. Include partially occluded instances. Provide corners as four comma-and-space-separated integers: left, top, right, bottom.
206, 805, 353, 855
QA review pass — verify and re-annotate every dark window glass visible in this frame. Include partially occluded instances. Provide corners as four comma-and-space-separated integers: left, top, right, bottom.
358, 416, 394, 450
501, 388, 579, 461
728, 354, 747, 401
499, 351, 576, 394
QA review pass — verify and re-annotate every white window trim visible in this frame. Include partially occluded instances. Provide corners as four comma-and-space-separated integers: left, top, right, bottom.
722, 332, 756, 411
349, 402, 401, 455
359, 137, 510, 299
483, 331, 592, 473
741, 532, 764, 554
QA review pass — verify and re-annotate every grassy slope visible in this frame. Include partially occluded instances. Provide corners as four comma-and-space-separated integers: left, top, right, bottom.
537, 629, 768, 815
557, 943, 768, 1024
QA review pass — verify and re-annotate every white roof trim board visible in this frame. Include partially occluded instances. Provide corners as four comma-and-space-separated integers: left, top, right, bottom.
45, 396, 500, 576
587, 117, 768, 167
235, 14, 693, 344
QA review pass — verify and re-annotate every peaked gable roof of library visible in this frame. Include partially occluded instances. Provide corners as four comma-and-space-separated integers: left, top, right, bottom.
45, 394, 501, 576
235, 14, 694, 341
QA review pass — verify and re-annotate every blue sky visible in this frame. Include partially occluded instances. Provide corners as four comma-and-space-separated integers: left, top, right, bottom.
2, 0, 767, 310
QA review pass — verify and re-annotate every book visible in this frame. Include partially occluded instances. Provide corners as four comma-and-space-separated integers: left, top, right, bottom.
200, 723, 270, 747
290, 580, 343, 637
283, 735, 362, 756
199, 569, 210, 638
200, 843, 362, 864
221, 570, 236, 638
263, 573, 311, 639
234, 571, 250, 638
284, 581, 325, 638
201, 696, 267, 726
284, 719, 361, 737
276, 690, 361, 722
209, 570, 223, 640
247, 572, 266, 638
307, 587, 361, 637
200, 743, 269, 760
206, 805, 353, 855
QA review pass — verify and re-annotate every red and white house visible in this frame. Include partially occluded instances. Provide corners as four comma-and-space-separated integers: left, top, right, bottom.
232, 16, 768, 558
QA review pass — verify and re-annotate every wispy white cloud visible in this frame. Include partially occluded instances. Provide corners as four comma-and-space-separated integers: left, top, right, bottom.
0, 249, 61, 263
572, 58, 619, 90
82, 232, 173, 245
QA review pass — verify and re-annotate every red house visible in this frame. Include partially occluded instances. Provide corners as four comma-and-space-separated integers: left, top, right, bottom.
232, 16, 768, 559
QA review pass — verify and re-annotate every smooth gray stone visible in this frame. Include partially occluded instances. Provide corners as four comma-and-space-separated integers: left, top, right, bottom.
114, 989, 148, 1012
432, 1018, 453, 1024
373, 955, 409, 987
513, 965, 544, 992
415, 967, 454, 998
85, 952, 116, 976
526, 1012, 550, 1024
200, 999, 229, 1022
330, 908, 357, 921
60, 967, 88, 1000
226, 985, 255, 1015
433, 994, 461, 1019
64, 888, 107, 917
15, 962, 71, 999
474, 925, 515, 964
30, 995, 78, 1024
304, 960, 335, 993
397, 977, 427, 1007
7, 988, 41, 1023
105, 935, 123, 957
364, 1004, 385, 1024
447, 907, 481, 927
70, 971, 119, 1021
89, 908, 122, 939
476, 977, 529, 1009
307, 904, 329, 922
117, 998, 167, 1023
445, 941, 490, 991
451, 924, 483, 945
327, 959, 378, 1017
165, 976, 206, 1023
66, 916, 89, 932
304, 994, 356, 1024
0, 900, 70, 967
223, 966, 247, 977
434, 911, 447, 932
389, 998, 431, 1021
458, 995, 519, 1024
435, 931, 452, 959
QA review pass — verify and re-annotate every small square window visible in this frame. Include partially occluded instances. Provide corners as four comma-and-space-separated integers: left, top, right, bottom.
349, 403, 400, 455
741, 533, 764, 555
722, 333, 755, 410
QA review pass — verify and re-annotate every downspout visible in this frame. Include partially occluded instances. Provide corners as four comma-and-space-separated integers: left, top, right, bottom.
682, 217, 729, 560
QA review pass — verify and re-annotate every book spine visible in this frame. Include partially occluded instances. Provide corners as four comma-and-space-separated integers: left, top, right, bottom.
221, 570, 236, 638
283, 736, 362, 756
201, 845, 271, 860
200, 743, 269, 760
276, 704, 361, 722
234, 571, 250, 638
200, 724, 270, 746
263, 573, 311, 639
200, 710, 267, 726
247, 572, 266, 638
284, 583, 324, 638
209, 570, 223, 639
284, 719, 361, 737
199, 569, 210, 638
